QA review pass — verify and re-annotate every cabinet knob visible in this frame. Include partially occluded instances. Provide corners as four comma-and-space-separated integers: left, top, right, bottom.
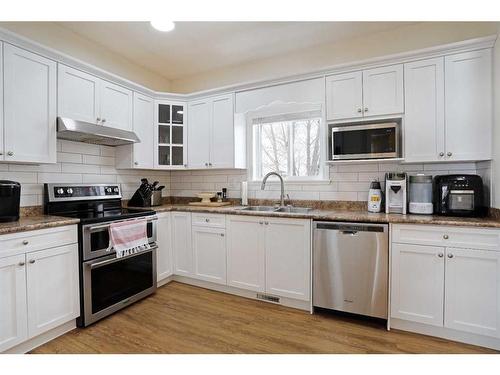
357, 108, 362, 113
0, 152, 3, 156
96, 117, 101, 122
443, 234, 449, 240
101, 118, 106, 123
438, 253, 444, 258
184, 164, 188, 168
29, 259, 36, 264
19, 261, 25, 266
209, 163, 212, 167
364, 108, 368, 112
22, 240, 29, 245
205, 218, 210, 222
447, 152, 452, 157
259, 221, 264, 225
220, 233, 225, 237
205, 163, 208, 167
439, 152, 444, 157
447, 253, 454, 259
134, 162, 139, 165
7, 151, 14, 156
264, 221, 269, 225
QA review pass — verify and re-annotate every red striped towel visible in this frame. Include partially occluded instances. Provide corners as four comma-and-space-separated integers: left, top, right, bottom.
109, 218, 149, 258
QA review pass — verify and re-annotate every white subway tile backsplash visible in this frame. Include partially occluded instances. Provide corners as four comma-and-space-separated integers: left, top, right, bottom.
37, 173, 82, 183
82, 155, 115, 166
61, 140, 100, 155
57, 152, 83, 163
0, 171, 38, 183
61, 163, 101, 174
330, 172, 358, 182
8, 163, 62, 173
100, 146, 115, 157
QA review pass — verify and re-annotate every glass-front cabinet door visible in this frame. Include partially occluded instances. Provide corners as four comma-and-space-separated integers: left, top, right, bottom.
154, 101, 187, 169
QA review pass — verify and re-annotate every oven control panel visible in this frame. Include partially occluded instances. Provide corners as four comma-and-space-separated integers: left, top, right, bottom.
51, 184, 121, 199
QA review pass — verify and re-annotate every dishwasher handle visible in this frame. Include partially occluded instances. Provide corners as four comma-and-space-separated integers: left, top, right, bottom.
315, 222, 387, 233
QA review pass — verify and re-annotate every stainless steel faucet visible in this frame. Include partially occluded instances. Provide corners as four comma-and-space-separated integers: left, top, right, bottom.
261, 172, 285, 207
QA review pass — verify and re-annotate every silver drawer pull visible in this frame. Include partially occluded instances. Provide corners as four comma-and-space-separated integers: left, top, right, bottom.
19, 261, 25, 266
29, 259, 35, 264
205, 218, 210, 222
22, 240, 29, 245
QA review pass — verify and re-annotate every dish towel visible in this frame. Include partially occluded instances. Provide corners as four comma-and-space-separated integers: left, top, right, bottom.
109, 218, 150, 258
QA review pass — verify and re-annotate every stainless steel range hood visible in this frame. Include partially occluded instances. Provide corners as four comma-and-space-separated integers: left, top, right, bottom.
57, 117, 140, 146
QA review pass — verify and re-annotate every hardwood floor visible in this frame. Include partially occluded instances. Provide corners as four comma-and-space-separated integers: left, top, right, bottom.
31, 282, 497, 354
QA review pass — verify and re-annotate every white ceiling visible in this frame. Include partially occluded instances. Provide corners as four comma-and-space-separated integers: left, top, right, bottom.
57, 22, 413, 81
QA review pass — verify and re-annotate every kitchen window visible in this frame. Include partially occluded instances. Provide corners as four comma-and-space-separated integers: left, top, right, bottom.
252, 109, 324, 181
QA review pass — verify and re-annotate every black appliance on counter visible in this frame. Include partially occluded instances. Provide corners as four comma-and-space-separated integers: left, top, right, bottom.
433, 175, 486, 217
128, 178, 164, 207
44, 183, 157, 327
0, 180, 21, 222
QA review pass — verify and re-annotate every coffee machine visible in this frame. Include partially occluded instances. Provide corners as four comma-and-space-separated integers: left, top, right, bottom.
385, 172, 407, 214
433, 174, 486, 217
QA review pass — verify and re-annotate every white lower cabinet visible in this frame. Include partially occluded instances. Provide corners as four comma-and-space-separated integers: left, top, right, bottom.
390, 243, 445, 326
0, 225, 79, 353
265, 218, 311, 301
391, 224, 500, 346
226, 216, 266, 292
156, 212, 173, 282
226, 215, 311, 300
192, 226, 226, 284
444, 247, 500, 337
0, 254, 28, 352
172, 212, 193, 277
26, 244, 79, 338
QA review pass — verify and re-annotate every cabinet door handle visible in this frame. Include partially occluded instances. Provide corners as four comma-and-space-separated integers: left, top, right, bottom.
264, 221, 269, 225
437, 253, 444, 258
96, 117, 101, 122
364, 108, 368, 112
209, 163, 212, 167
22, 240, 29, 245
102, 118, 106, 123
220, 233, 225, 237
357, 108, 362, 113
7, 151, 14, 156
439, 152, 444, 157
205, 162, 208, 167
205, 218, 210, 222
29, 259, 36, 264
447, 152, 452, 157
18, 261, 25, 266
134, 161, 139, 165
259, 221, 264, 225
447, 253, 454, 259
443, 234, 449, 240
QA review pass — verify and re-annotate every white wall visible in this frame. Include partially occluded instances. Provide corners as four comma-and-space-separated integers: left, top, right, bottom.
0, 140, 171, 207
171, 22, 497, 93
0, 22, 171, 92
492, 26, 500, 208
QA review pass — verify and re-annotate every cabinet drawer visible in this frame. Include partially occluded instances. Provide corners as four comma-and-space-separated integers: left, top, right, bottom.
191, 213, 225, 228
0, 225, 78, 258
392, 224, 500, 251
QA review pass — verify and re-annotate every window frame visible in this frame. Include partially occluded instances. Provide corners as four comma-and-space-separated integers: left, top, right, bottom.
245, 101, 328, 183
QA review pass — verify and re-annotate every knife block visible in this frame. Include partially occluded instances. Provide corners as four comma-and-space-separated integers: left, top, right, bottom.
128, 189, 151, 207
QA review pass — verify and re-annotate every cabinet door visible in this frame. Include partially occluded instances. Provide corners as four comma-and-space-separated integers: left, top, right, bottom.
445, 49, 492, 161
210, 94, 234, 168
325, 71, 363, 121
404, 58, 445, 162
192, 226, 227, 285
132, 93, 154, 169
100, 80, 133, 131
0, 42, 3, 161
0, 254, 28, 352
362, 64, 404, 117
3, 44, 57, 163
172, 212, 193, 277
26, 244, 79, 338
57, 64, 100, 124
187, 100, 211, 169
156, 213, 173, 281
445, 247, 500, 337
391, 243, 445, 326
226, 216, 265, 292
265, 218, 311, 301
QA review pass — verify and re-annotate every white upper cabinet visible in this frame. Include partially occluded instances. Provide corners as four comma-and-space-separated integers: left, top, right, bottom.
25, 244, 79, 338
325, 71, 363, 121
58, 64, 133, 131
100, 80, 133, 131
326, 64, 403, 121
265, 218, 311, 301
0, 254, 28, 352
404, 57, 445, 162
154, 101, 187, 169
187, 100, 211, 169
2, 44, 57, 164
115, 92, 154, 169
444, 247, 500, 338
390, 243, 445, 327
188, 94, 236, 169
445, 49, 492, 161
57, 64, 100, 124
362, 64, 404, 117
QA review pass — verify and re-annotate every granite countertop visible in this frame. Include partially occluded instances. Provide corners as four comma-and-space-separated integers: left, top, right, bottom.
0, 215, 80, 235
131, 203, 500, 229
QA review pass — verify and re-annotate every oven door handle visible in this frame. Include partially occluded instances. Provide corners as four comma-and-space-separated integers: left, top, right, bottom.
88, 245, 158, 270
87, 216, 158, 232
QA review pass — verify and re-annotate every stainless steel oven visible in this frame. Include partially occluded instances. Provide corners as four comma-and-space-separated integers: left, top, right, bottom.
331, 122, 400, 160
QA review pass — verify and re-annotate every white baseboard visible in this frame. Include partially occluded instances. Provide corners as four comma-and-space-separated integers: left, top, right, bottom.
169, 275, 310, 311
3, 320, 76, 354
390, 318, 500, 351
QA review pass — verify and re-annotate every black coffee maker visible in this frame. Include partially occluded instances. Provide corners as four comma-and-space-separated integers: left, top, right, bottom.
0, 180, 21, 222
433, 175, 486, 217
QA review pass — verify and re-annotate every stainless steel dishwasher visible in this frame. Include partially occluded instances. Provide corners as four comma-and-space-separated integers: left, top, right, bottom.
313, 221, 389, 319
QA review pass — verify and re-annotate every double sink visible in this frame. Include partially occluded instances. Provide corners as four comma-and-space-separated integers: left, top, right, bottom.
238, 206, 313, 214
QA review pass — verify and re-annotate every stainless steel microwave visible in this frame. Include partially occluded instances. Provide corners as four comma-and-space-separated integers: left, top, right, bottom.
331, 122, 400, 160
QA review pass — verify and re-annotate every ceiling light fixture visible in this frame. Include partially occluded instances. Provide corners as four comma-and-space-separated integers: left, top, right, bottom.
150, 20, 175, 32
